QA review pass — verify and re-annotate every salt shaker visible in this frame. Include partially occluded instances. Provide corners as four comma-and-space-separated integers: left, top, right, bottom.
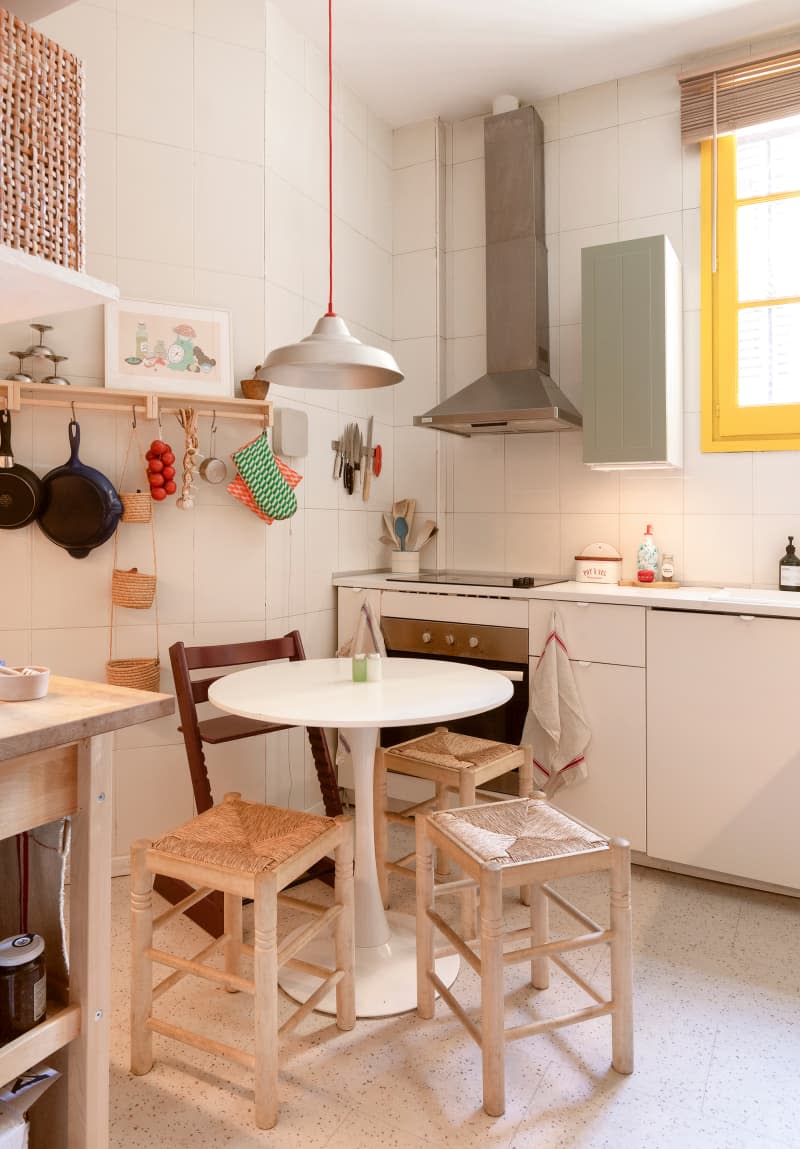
366, 653, 383, 682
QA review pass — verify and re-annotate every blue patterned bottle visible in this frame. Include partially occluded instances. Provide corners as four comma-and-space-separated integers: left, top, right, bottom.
636, 524, 659, 584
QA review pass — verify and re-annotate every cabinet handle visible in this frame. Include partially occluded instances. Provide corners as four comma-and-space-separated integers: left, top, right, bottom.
577, 660, 592, 668
738, 614, 756, 621
576, 602, 590, 608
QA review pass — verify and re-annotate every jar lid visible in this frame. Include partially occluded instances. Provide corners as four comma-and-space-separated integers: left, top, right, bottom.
574, 541, 622, 561
0, 933, 44, 968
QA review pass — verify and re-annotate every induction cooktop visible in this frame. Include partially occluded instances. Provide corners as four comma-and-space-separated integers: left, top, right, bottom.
386, 570, 566, 589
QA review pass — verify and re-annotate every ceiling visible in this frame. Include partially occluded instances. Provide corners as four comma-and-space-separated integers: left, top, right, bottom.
272, 0, 800, 125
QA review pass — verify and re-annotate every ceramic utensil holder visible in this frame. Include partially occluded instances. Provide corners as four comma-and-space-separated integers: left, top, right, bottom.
391, 550, 419, 574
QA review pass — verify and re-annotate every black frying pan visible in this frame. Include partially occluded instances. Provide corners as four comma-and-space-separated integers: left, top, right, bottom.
38, 420, 123, 559
0, 410, 43, 529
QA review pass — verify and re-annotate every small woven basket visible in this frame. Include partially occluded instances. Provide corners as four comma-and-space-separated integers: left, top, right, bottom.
111, 567, 156, 609
105, 657, 160, 693
120, 491, 152, 523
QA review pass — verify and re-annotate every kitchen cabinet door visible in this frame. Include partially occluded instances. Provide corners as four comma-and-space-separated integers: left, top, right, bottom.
581, 234, 682, 468
531, 657, 647, 851
647, 609, 800, 888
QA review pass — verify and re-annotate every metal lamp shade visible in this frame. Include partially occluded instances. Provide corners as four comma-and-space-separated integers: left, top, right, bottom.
259, 314, 403, 391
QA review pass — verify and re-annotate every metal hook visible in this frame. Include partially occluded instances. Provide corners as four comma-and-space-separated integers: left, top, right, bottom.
210, 410, 217, 434
70, 401, 77, 422
131, 405, 137, 429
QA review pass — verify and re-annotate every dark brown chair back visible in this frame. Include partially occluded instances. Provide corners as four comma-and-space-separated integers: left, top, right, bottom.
162, 632, 342, 937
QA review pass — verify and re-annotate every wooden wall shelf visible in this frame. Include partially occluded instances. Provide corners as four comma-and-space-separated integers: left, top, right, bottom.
0, 380, 273, 425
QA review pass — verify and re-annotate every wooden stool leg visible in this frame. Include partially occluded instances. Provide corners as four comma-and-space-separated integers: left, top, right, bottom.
130, 840, 154, 1076
224, 892, 242, 992
480, 863, 506, 1118
458, 774, 477, 940
416, 814, 436, 1020
609, 839, 634, 1075
433, 782, 452, 880
530, 881, 549, 990
334, 817, 356, 1031
374, 750, 390, 909
254, 871, 279, 1129
518, 746, 534, 906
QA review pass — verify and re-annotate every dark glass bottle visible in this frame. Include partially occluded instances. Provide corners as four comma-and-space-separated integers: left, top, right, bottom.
778, 536, 800, 591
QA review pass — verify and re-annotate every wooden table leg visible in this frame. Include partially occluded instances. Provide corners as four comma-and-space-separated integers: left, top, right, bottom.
68, 733, 113, 1149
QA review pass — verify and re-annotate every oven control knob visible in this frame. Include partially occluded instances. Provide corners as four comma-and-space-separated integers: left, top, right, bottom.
422, 631, 432, 643
468, 636, 479, 648
445, 634, 455, 645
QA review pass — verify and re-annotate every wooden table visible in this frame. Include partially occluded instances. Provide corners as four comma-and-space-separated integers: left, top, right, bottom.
0, 677, 173, 1149
209, 657, 512, 1016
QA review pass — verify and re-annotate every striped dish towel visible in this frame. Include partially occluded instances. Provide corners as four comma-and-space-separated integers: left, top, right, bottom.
522, 609, 590, 794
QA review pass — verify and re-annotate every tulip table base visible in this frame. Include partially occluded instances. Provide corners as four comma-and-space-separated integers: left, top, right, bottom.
278, 910, 459, 1018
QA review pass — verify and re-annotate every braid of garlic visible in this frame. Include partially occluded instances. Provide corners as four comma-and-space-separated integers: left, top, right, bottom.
176, 408, 199, 510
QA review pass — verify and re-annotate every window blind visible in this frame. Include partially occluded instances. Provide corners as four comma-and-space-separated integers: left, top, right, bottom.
680, 47, 800, 143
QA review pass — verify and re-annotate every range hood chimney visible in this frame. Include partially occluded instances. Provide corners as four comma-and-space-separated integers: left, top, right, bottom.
415, 104, 582, 436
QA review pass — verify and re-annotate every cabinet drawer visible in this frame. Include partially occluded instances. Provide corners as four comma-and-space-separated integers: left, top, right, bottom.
529, 600, 645, 666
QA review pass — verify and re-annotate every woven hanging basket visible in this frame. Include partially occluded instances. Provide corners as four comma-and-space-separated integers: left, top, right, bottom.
120, 491, 152, 523
111, 567, 156, 609
105, 657, 161, 693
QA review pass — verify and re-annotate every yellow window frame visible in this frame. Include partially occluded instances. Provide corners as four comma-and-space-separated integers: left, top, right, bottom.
701, 134, 800, 451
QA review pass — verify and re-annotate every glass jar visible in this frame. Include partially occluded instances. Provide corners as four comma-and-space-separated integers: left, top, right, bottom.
661, 553, 675, 582
0, 933, 46, 1044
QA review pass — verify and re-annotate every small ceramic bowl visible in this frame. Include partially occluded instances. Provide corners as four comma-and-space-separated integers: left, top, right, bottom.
0, 666, 50, 702
240, 377, 270, 400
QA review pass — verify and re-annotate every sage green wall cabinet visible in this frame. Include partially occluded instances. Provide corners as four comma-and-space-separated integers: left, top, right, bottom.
581, 234, 682, 469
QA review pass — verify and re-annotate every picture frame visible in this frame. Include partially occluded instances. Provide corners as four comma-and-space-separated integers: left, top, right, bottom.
104, 298, 233, 397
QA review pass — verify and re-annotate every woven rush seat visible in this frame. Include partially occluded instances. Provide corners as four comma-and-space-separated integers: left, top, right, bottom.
416, 793, 633, 1118
375, 727, 533, 938
131, 793, 355, 1130
154, 799, 337, 874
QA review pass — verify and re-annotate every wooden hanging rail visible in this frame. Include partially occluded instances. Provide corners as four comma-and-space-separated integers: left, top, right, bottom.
0, 380, 272, 425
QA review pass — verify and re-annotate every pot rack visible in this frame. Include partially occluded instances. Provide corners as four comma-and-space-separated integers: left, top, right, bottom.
0, 379, 273, 426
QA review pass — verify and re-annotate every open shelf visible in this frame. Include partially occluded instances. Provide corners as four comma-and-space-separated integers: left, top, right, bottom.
0, 244, 118, 324
0, 1002, 80, 1085
0, 380, 273, 425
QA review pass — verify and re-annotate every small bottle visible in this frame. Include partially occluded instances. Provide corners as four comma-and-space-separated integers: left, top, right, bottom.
779, 536, 800, 591
661, 553, 675, 582
636, 524, 659, 584
352, 653, 367, 682
135, 322, 149, 358
366, 653, 383, 682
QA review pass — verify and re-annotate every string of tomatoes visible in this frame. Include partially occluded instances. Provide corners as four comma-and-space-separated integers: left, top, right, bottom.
145, 439, 177, 502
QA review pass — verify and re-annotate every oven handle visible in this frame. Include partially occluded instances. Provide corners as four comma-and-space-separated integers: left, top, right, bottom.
493, 669, 524, 682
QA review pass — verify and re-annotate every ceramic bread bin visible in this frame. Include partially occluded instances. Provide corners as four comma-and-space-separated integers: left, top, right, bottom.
574, 542, 623, 583
0, 666, 51, 701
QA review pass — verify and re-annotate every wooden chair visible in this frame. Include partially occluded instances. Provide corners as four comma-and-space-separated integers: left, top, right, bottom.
374, 728, 533, 937
416, 793, 633, 1117
162, 633, 343, 936
131, 792, 355, 1130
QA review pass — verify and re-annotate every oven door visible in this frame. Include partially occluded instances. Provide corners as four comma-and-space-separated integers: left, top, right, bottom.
380, 616, 529, 795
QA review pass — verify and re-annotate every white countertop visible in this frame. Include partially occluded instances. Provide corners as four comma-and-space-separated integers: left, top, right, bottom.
333, 571, 800, 619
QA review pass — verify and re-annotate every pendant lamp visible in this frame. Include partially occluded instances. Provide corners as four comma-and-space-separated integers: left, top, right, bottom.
259, 0, 403, 391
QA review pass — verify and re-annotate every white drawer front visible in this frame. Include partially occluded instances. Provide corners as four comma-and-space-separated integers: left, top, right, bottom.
529, 600, 645, 666
381, 591, 528, 628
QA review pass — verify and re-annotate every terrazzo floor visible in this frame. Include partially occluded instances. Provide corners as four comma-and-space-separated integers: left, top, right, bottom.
108, 823, 800, 1149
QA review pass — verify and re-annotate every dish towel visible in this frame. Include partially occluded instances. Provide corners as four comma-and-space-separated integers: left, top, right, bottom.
336, 594, 386, 659
522, 609, 590, 795
335, 594, 386, 769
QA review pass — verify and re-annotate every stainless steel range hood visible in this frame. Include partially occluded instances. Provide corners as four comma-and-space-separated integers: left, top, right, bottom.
415, 104, 581, 436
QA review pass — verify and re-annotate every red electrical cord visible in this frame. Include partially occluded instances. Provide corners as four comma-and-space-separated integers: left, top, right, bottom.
326, 0, 336, 317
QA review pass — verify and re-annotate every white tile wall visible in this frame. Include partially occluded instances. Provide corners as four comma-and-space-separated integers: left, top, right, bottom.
12, 0, 395, 869
432, 38, 800, 589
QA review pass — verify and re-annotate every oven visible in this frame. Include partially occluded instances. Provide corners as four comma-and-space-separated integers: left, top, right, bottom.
379, 590, 531, 795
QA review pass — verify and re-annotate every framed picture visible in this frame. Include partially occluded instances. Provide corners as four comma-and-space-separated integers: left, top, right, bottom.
105, 299, 233, 397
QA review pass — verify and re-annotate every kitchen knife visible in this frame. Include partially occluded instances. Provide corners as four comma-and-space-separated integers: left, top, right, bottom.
353, 424, 362, 492
362, 415, 374, 502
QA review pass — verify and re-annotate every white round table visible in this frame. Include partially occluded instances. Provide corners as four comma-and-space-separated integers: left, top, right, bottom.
208, 657, 512, 1016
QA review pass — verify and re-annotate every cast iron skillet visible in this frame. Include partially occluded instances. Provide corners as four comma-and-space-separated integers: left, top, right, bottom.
0, 409, 43, 529
38, 420, 123, 559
